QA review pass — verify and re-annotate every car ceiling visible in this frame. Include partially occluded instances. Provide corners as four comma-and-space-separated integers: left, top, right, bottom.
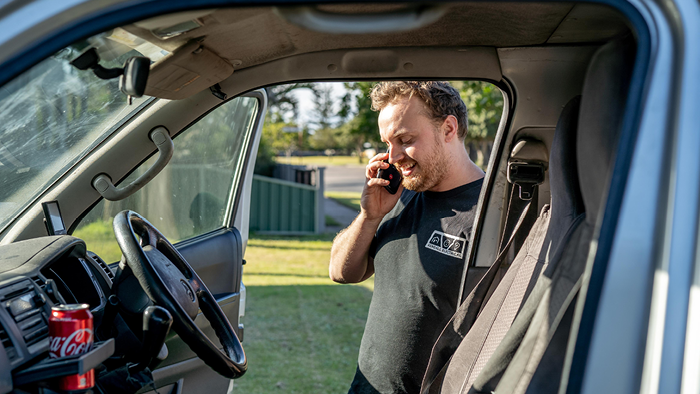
118, 2, 629, 99
0, 1, 632, 243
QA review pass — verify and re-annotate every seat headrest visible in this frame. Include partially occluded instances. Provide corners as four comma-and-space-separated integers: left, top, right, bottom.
577, 36, 635, 224
549, 96, 584, 234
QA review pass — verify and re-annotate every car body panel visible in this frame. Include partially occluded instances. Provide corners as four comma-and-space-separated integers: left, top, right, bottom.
0, 0, 696, 393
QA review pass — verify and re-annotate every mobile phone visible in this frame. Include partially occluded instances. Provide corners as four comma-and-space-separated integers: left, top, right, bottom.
376, 149, 403, 195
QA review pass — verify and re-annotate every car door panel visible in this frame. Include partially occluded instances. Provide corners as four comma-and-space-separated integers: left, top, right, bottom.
147, 358, 230, 394
159, 291, 241, 368
177, 228, 243, 297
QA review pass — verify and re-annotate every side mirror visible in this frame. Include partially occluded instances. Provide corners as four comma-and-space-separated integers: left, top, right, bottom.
120, 57, 150, 98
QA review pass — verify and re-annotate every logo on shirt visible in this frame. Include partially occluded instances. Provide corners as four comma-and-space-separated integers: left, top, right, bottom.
425, 231, 467, 259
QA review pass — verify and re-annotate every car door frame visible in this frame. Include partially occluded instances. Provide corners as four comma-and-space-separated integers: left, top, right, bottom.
0, 0, 692, 393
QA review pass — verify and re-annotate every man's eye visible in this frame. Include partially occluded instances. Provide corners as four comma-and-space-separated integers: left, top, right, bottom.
401, 139, 413, 145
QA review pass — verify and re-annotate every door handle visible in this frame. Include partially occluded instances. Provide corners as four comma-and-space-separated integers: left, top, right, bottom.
92, 127, 174, 201
274, 5, 447, 34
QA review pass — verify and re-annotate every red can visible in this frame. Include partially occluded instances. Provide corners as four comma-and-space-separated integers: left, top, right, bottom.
49, 304, 94, 391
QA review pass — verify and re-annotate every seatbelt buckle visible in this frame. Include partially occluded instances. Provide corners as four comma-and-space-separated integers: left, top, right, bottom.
507, 161, 546, 200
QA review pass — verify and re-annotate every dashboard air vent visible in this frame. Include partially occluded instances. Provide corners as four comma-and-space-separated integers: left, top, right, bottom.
0, 321, 18, 362
1, 280, 50, 350
88, 252, 115, 282
32, 276, 45, 290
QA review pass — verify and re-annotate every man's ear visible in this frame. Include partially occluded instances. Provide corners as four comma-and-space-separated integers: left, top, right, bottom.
442, 115, 459, 142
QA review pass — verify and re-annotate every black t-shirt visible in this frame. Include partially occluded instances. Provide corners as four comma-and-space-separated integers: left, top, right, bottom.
349, 178, 483, 394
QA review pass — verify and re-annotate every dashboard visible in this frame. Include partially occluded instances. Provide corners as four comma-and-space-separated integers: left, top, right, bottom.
0, 236, 114, 392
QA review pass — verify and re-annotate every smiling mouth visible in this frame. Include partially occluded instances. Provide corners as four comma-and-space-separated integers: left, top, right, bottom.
400, 162, 416, 176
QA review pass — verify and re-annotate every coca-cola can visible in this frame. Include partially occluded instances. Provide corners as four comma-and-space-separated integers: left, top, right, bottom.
49, 304, 94, 391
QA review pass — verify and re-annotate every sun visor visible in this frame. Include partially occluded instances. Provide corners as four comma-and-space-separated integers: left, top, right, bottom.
145, 40, 233, 100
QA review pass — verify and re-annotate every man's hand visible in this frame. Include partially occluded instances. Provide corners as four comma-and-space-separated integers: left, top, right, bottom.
362, 152, 404, 220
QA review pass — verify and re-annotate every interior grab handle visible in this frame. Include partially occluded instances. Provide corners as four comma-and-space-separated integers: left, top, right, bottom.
92, 127, 174, 201
274, 6, 447, 34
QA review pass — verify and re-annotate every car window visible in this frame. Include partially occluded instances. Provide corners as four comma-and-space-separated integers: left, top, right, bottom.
0, 40, 158, 232
74, 95, 260, 262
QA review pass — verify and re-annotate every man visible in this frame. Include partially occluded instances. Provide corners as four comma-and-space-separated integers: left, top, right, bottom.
329, 81, 485, 393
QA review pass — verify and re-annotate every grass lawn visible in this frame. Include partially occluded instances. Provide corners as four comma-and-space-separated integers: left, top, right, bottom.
276, 155, 366, 167
232, 234, 373, 393
75, 221, 372, 393
73, 219, 122, 263
325, 191, 362, 212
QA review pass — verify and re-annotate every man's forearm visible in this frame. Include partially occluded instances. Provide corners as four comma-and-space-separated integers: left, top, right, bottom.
329, 212, 382, 283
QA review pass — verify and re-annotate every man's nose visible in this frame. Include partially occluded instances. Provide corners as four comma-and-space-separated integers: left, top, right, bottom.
388, 146, 403, 164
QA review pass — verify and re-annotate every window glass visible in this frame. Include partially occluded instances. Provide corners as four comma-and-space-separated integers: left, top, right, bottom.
75, 96, 259, 262
0, 41, 154, 232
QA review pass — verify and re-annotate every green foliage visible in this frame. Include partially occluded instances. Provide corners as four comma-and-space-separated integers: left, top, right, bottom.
342, 82, 382, 151
451, 81, 504, 141
308, 127, 339, 151
276, 155, 363, 166
255, 81, 503, 173
254, 129, 278, 176
256, 84, 314, 175
255, 121, 299, 175
309, 84, 337, 130
340, 81, 503, 148
265, 84, 313, 123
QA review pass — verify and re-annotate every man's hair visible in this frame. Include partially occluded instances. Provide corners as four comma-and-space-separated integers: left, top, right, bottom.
370, 81, 469, 140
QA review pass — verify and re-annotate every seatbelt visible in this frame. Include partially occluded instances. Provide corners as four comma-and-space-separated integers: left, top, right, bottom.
421, 198, 535, 394
467, 214, 585, 394
477, 154, 544, 302
502, 152, 544, 258
459, 138, 547, 304
423, 150, 547, 394
498, 184, 539, 263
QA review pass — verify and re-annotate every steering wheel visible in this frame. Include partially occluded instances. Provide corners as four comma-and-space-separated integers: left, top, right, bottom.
112, 210, 246, 379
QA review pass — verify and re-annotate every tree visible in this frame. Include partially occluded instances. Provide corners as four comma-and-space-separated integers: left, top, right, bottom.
337, 81, 504, 166
452, 81, 503, 140
255, 121, 299, 175
341, 82, 382, 161
309, 84, 336, 130
255, 84, 313, 175
451, 81, 504, 168
265, 83, 312, 124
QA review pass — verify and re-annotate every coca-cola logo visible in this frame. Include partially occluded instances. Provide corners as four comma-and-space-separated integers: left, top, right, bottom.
49, 328, 93, 358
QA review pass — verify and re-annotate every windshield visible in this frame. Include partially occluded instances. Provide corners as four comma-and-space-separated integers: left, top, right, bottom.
0, 34, 161, 231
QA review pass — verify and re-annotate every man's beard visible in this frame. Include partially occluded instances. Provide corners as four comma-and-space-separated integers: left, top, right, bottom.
401, 135, 450, 192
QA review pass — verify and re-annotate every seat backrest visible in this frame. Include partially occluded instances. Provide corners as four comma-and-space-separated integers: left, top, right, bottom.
420, 91, 585, 393
476, 35, 636, 394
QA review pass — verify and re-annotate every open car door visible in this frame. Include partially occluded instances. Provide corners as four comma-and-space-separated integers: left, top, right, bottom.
68, 90, 267, 393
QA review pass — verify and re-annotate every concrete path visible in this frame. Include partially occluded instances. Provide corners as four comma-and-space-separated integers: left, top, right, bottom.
324, 165, 366, 194
322, 164, 365, 233
323, 197, 359, 233
323, 197, 359, 234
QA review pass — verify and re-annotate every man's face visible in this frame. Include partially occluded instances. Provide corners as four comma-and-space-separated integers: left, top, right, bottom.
378, 96, 450, 192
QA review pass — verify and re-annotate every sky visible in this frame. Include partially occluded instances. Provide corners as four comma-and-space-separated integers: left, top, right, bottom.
292, 82, 348, 129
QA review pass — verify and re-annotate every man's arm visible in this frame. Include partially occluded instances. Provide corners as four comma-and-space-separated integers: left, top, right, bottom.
329, 152, 403, 283
329, 213, 380, 283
